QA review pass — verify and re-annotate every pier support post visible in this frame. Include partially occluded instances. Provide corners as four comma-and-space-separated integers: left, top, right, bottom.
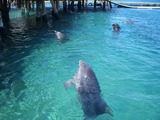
68, 0, 71, 10
21, 0, 25, 15
8, 0, 11, 10
71, 0, 74, 11
50, 0, 59, 19
36, 0, 41, 21
17, 0, 22, 9
63, 0, 67, 12
0, 11, 6, 40
102, 0, 106, 10
31, 0, 35, 11
94, 0, 96, 9
25, 0, 30, 15
42, 0, 47, 22
78, 0, 81, 11
1, 0, 9, 23
35, 0, 47, 22
0, 11, 3, 28
107, 0, 111, 10
82, 0, 84, 9
0, 0, 7, 46
84, 0, 87, 10
56, 0, 60, 11
109, 0, 112, 8
21, 7, 25, 16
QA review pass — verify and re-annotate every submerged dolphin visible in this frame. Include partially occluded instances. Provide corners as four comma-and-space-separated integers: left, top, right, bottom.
54, 30, 68, 41
64, 60, 113, 119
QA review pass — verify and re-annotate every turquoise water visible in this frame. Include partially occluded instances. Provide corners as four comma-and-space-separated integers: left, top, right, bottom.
0, 8, 160, 120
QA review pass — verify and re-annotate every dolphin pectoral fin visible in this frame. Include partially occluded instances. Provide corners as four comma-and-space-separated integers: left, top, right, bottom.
105, 106, 113, 116
64, 77, 74, 89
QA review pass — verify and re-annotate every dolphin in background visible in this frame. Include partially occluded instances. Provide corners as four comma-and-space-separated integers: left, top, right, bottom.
112, 23, 121, 31
54, 30, 68, 41
64, 60, 113, 119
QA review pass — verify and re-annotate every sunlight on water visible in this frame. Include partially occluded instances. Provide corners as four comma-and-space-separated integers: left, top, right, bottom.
0, 8, 160, 120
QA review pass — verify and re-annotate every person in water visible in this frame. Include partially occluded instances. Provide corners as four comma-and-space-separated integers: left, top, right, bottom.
112, 23, 121, 31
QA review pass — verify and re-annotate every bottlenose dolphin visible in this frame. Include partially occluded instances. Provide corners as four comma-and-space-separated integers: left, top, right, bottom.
54, 30, 68, 41
112, 23, 121, 31
64, 60, 113, 119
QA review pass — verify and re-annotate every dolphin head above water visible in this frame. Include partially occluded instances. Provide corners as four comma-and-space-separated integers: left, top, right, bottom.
77, 60, 96, 80
54, 30, 68, 41
112, 23, 121, 31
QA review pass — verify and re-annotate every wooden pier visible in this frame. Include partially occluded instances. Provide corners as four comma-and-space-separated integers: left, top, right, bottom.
0, 0, 113, 23
0, 0, 160, 25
